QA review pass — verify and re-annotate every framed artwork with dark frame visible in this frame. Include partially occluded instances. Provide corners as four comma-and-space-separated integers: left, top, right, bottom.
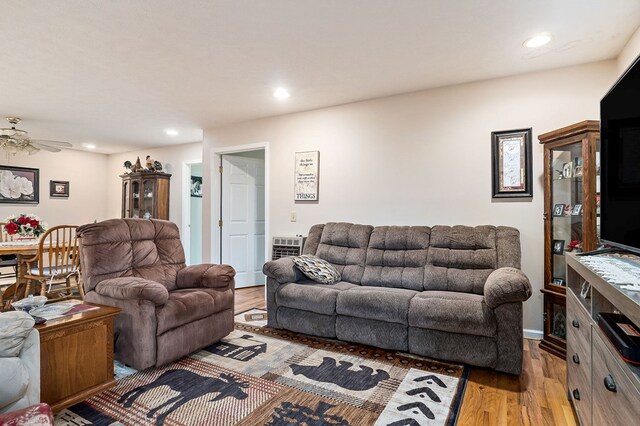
491, 128, 533, 198
50, 180, 69, 198
190, 176, 202, 197
0, 165, 39, 204
552, 239, 565, 255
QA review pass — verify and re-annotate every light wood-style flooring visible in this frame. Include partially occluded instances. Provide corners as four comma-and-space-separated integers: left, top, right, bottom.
235, 286, 577, 426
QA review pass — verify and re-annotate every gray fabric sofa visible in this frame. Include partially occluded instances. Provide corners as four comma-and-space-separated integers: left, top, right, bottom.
263, 222, 532, 375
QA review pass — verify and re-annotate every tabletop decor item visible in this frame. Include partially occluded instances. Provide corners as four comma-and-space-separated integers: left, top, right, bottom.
11, 295, 47, 312
3, 214, 47, 239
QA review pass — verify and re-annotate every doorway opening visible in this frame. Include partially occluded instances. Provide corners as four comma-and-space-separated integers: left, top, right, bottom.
219, 149, 266, 288
182, 162, 203, 265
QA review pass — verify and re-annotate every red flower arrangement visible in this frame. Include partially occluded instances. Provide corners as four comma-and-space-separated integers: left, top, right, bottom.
3, 214, 47, 238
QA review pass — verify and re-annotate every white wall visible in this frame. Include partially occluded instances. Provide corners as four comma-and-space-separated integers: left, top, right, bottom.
617, 25, 640, 74
106, 142, 202, 236
204, 60, 619, 334
0, 149, 109, 227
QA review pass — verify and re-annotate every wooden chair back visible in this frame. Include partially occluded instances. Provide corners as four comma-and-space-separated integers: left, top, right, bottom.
32, 225, 80, 276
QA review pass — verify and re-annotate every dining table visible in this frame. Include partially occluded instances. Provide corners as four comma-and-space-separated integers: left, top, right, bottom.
0, 239, 39, 307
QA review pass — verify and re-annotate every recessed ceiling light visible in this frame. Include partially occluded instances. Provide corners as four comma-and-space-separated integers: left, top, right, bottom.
81, 143, 96, 149
165, 128, 179, 136
273, 87, 290, 99
524, 33, 552, 48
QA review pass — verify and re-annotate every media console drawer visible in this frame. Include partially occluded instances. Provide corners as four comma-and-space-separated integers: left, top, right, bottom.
566, 291, 592, 425
591, 330, 640, 426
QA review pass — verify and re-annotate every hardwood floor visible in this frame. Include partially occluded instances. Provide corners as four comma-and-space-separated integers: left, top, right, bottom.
234, 286, 577, 426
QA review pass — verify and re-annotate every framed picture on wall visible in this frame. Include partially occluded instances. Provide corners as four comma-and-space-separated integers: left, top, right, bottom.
50, 180, 69, 198
191, 176, 202, 197
491, 128, 533, 199
294, 151, 319, 201
0, 165, 39, 204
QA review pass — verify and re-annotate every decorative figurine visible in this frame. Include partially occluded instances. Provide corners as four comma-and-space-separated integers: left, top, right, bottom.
123, 160, 132, 174
132, 156, 144, 172
145, 155, 154, 171
153, 160, 163, 172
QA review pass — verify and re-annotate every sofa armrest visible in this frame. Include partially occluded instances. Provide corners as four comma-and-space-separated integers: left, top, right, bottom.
176, 264, 236, 289
0, 312, 36, 358
94, 277, 169, 306
263, 257, 304, 284
484, 267, 532, 309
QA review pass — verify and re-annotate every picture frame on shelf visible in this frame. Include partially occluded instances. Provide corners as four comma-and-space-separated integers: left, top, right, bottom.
491, 128, 533, 199
562, 162, 572, 178
573, 165, 583, 177
552, 277, 565, 286
553, 203, 565, 217
572, 204, 583, 216
552, 239, 565, 254
580, 281, 591, 299
563, 204, 573, 216
0, 165, 39, 204
49, 180, 69, 198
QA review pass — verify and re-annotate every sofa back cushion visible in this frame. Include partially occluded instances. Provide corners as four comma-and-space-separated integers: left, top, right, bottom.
305, 222, 373, 284
424, 225, 520, 294
78, 219, 186, 292
361, 226, 431, 290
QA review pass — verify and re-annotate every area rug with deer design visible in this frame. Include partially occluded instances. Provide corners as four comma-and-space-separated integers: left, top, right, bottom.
55, 309, 468, 426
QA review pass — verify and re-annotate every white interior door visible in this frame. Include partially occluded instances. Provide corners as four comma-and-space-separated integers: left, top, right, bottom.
221, 152, 265, 288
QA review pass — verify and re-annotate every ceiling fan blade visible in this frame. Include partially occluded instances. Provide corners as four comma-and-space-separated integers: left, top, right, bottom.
30, 142, 62, 152
31, 139, 73, 147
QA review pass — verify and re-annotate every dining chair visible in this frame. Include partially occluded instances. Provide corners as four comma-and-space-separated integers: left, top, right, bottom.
21, 225, 83, 301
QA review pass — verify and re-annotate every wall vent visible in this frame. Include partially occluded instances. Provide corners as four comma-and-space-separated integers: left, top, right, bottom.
272, 236, 305, 260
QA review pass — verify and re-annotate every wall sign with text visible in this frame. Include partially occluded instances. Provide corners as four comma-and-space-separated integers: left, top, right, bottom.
294, 151, 319, 201
491, 128, 533, 198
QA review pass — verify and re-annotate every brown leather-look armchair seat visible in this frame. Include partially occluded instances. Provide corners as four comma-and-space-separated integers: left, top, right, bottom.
77, 218, 235, 370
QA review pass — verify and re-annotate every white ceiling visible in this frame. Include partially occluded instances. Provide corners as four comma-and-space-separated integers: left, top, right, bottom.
0, 0, 639, 154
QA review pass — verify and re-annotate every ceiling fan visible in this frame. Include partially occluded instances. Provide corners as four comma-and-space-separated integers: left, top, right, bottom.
0, 117, 73, 155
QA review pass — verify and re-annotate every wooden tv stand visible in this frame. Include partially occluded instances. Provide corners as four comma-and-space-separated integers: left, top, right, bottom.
565, 253, 640, 425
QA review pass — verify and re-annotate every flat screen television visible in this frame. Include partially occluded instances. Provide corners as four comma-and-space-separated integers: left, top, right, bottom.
600, 54, 640, 255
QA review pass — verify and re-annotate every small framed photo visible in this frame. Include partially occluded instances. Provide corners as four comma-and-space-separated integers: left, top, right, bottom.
552, 239, 565, 254
562, 162, 573, 178
573, 165, 583, 177
563, 204, 573, 217
552, 277, 565, 286
190, 176, 202, 197
572, 204, 583, 216
553, 204, 566, 217
50, 180, 69, 198
491, 128, 533, 199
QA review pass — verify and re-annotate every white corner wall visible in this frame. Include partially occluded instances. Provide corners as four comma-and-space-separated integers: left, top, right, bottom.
617, 24, 640, 74
0, 150, 109, 226
106, 142, 202, 234
204, 60, 619, 334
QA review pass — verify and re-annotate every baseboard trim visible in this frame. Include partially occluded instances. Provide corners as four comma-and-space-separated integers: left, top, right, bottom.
524, 328, 543, 339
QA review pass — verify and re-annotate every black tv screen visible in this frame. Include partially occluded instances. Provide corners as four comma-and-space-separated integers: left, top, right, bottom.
600, 54, 640, 254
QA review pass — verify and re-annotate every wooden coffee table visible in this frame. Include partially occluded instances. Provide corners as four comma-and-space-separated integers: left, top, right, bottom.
35, 303, 121, 412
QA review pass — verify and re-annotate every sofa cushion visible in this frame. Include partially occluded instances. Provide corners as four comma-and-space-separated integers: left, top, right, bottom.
156, 288, 233, 335
409, 291, 496, 337
313, 222, 373, 284
0, 312, 35, 357
337, 286, 417, 325
424, 225, 498, 294
293, 255, 342, 284
276, 281, 357, 315
361, 226, 430, 290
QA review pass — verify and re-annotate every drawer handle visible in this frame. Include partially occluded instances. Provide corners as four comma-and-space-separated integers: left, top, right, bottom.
604, 375, 617, 393
572, 388, 580, 400
572, 319, 580, 328
572, 354, 580, 364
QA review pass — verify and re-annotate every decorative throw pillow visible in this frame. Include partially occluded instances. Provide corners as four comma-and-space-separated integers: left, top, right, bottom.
292, 255, 342, 284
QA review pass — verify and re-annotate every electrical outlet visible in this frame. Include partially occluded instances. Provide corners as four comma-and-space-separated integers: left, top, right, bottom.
290, 211, 297, 222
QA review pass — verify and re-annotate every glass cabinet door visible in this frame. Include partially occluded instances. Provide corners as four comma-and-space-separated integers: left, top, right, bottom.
132, 181, 140, 218
550, 143, 583, 287
143, 180, 154, 219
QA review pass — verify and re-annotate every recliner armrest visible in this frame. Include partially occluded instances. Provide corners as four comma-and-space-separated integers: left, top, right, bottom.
263, 257, 305, 284
176, 264, 236, 289
484, 267, 532, 308
94, 277, 169, 306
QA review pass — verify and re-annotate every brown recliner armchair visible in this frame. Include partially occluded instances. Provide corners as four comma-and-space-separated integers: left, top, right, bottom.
77, 218, 235, 370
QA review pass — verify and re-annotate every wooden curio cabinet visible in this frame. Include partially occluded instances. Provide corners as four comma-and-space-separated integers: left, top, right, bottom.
120, 172, 171, 220
538, 121, 600, 357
